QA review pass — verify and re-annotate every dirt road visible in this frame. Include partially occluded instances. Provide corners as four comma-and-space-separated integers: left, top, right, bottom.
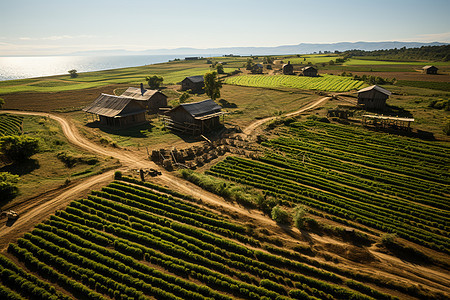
243, 96, 329, 135
0, 98, 329, 247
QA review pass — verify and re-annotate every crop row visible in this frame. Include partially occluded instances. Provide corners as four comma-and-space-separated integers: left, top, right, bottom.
207, 160, 449, 253
0, 114, 23, 136
225, 74, 365, 92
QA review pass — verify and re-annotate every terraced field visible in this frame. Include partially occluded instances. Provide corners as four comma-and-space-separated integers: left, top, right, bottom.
1, 177, 431, 300
0, 114, 23, 136
207, 121, 450, 253
225, 75, 366, 92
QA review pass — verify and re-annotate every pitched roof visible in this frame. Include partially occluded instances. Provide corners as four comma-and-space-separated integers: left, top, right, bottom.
82, 93, 145, 117
121, 87, 166, 101
357, 85, 392, 96
422, 65, 438, 70
168, 99, 222, 119
184, 75, 204, 83
302, 66, 317, 71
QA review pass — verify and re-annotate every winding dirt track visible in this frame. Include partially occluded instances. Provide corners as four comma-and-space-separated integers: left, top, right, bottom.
0, 97, 329, 249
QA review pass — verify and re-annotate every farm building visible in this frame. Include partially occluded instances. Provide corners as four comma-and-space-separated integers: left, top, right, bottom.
301, 66, 318, 77
422, 65, 438, 74
163, 99, 226, 135
83, 93, 146, 127
282, 61, 294, 75
181, 75, 205, 93
357, 85, 392, 110
121, 84, 168, 113
362, 114, 414, 131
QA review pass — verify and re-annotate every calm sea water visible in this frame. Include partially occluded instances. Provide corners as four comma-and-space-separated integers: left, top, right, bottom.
0, 55, 195, 81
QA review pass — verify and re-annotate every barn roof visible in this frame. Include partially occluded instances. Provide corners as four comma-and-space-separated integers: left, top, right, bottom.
121, 87, 166, 101
82, 93, 146, 117
302, 66, 317, 71
357, 85, 392, 96
422, 65, 438, 70
168, 99, 223, 120
184, 75, 204, 83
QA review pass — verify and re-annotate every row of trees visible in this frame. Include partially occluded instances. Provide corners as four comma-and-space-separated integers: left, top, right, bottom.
343, 45, 450, 61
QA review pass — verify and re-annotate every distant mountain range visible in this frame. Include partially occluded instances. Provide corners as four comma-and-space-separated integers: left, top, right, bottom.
69, 41, 448, 56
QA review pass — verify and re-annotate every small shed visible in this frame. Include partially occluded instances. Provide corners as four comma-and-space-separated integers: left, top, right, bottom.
357, 85, 391, 110
163, 99, 226, 135
301, 66, 318, 77
282, 61, 294, 75
83, 94, 146, 127
181, 75, 205, 93
422, 65, 438, 74
362, 114, 414, 131
121, 84, 168, 113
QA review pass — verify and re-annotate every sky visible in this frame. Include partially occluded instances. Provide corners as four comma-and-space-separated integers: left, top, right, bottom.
0, 0, 449, 56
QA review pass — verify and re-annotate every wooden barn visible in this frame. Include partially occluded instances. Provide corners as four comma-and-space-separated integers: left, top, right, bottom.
181, 75, 205, 93
357, 85, 392, 110
83, 94, 146, 127
163, 99, 226, 135
422, 65, 438, 74
301, 66, 318, 77
282, 61, 294, 75
121, 84, 168, 113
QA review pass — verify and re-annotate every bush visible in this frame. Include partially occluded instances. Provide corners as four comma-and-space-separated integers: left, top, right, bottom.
444, 118, 450, 136
293, 205, 306, 229
68, 69, 78, 78
145, 75, 164, 89
179, 92, 190, 103
0, 172, 19, 202
0, 135, 40, 161
271, 205, 290, 225
114, 171, 122, 180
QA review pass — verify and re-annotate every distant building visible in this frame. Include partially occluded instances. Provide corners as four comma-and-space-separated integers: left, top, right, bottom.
422, 65, 438, 74
282, 61, 294, 75
301, 66, 318, 77
121, 84, 167, 113
357, 85, 392, 110
185, 57, 199, 60
163, 99, 226, 135
181, 75, 205, 93
83, 94, 146, 127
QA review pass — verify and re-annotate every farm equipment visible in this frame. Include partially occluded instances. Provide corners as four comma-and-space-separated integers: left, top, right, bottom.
1, 210, 19, 221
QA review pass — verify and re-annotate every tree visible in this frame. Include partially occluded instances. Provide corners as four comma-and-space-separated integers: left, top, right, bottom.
216, 63, 224, 74
68, 69, 78, 78
0, 97, 4, 109
293, 205, 306, 229
203, 72, 222, 100
251, 64, 263, 74
145, 75, 164, 89
0, 135, 40, 162
179, 92, 190, 103
245, 58, 254, 70
0, 172, 19, 202
271, 205, 290, 224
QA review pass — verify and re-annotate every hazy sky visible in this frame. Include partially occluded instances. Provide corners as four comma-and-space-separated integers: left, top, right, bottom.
1, 0, 449, 56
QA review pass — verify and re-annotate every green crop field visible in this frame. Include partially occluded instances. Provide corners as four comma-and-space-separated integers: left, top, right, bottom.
0, 177, 411, 300
280, 55, 341, 65
206, 121, 450, 254
0, 114, 23, 136
225, 74, 367, 92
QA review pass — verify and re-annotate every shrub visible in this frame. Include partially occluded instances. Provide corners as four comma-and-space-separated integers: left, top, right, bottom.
271, 205, 290, 225
293, 205, 306, 229
68, 69, 78, 78
0, 172, 19, 202
0, 135, 40, 161
114, 171, 122, 180
179, 92, 190, 103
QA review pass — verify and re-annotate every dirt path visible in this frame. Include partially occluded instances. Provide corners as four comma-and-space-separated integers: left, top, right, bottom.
243, 96, 329, 135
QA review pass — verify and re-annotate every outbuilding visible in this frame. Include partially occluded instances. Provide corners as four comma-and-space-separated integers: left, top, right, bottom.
83, 94, 147, 127
121, 84, 167, 113
181, 75, 205, 93
357, 85, 391, 110
422, 65, 438, 74
301, 66, 318, 77
282, 61, 294, 75
163, 99, 226, 135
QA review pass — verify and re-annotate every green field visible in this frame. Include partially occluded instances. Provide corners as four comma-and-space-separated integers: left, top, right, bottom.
0, 59, 238, 94
206, 121, 450, 253
225, 74, 366, 92
0, 114, 23, 136
1, 176, 430, 300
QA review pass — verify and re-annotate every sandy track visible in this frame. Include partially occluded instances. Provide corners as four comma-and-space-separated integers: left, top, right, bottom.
243, 96, 329, 135
0, 99, 330, 249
